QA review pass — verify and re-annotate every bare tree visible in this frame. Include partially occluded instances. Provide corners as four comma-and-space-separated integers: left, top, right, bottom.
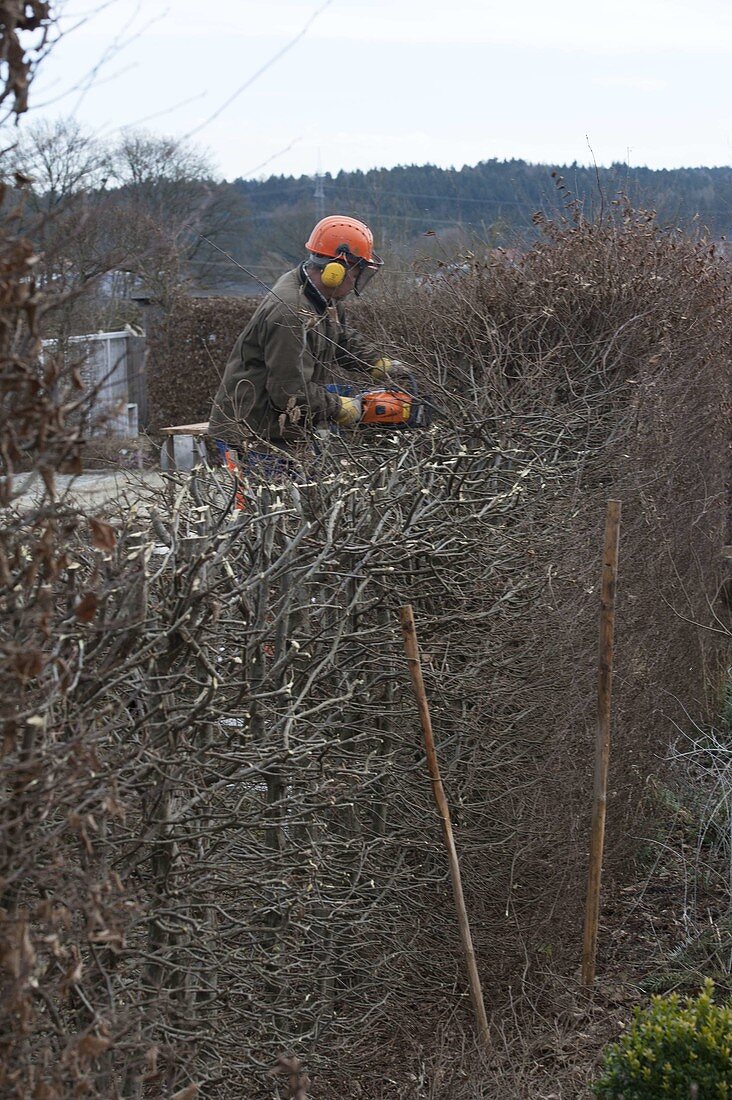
6, 116, 111, 204
107, 129, 247, 301
111, 128, 216, 189
1, 119, 245, 333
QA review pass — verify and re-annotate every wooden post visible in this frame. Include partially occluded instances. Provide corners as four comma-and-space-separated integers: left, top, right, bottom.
399, 604, 491, 1054
581, 499, 622, 990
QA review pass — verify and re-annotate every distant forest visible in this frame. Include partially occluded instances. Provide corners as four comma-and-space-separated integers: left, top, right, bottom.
218, 158, 732, 283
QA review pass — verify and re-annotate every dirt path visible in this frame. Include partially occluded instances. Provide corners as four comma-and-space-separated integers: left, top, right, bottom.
9, 469, 164, 510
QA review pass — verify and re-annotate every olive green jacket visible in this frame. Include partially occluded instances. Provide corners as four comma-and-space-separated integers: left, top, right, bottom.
209, 266, 383, 449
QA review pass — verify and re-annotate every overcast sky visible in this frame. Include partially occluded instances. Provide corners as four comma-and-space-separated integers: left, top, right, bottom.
27, 0, 732, 180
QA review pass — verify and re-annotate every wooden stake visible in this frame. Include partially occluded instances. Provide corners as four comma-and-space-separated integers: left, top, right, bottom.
581, 500, 622, 991
399, 604, 491, 1054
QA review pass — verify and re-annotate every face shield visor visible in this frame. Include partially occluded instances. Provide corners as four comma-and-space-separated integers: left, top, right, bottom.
353, 254, 383, 297
352, 253, 384, 297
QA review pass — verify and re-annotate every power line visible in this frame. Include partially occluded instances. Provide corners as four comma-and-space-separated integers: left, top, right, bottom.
242, 139, 303, 180
232, 181, 552, 206
184, 0, 335, 140
239, 206, 555, 227
232, 182, 732, 218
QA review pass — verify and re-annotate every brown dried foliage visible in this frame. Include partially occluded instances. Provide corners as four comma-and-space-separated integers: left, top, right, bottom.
1, 12, 150, 1098
0, 222, 138, 1097
0, 1, 52, 117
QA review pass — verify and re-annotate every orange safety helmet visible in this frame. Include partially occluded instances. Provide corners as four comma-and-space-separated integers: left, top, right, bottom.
305, 215, 383, 295
306, 215, 378, 262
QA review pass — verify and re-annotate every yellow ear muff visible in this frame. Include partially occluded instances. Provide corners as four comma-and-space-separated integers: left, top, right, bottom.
321, 260, 346, 288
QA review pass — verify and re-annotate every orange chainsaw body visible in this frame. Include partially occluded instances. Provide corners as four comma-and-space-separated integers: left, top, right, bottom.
360, 389, 414, 427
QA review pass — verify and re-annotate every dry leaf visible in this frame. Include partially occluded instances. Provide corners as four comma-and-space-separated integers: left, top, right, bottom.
144, 1045, 159, 1078
33, 1081, 60, 1099
7, 921, 36, 979
171, 1085, 199, 1100
76, 1034, 111, 1059
66, 948, 83, 985
74, 592, 98, 622
13, 650, 43, 680
40, 466, 55, 497
2, 720, 17, 757
89, 928, 125, 951
89, 517, 116, 552
60, 449, 83, 475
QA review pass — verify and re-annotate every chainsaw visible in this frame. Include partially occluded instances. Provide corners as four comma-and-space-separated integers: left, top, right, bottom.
326, 373, 433, 430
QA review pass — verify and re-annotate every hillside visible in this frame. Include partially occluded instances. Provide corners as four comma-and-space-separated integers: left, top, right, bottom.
222, 159, 732, 276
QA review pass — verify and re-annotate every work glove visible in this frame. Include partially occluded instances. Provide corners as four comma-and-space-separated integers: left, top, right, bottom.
332, 394, 363, 427
369, 357, 402, 383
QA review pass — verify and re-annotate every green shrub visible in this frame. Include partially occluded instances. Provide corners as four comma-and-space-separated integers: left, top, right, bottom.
593, 980, 731, 1098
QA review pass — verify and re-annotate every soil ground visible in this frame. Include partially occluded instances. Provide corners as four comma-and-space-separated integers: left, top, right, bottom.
493, 816, 729, 1098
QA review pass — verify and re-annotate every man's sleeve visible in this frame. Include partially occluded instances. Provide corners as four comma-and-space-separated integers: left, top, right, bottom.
335, 308, 386, 377
262, 307, 339, 423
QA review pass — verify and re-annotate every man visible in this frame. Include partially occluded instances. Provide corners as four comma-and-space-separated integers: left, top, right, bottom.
209, 215, 394, 460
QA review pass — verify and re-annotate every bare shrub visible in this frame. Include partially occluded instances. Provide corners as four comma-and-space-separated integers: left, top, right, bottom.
0, 191, 140, 1100
0, 12, 150, 1095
